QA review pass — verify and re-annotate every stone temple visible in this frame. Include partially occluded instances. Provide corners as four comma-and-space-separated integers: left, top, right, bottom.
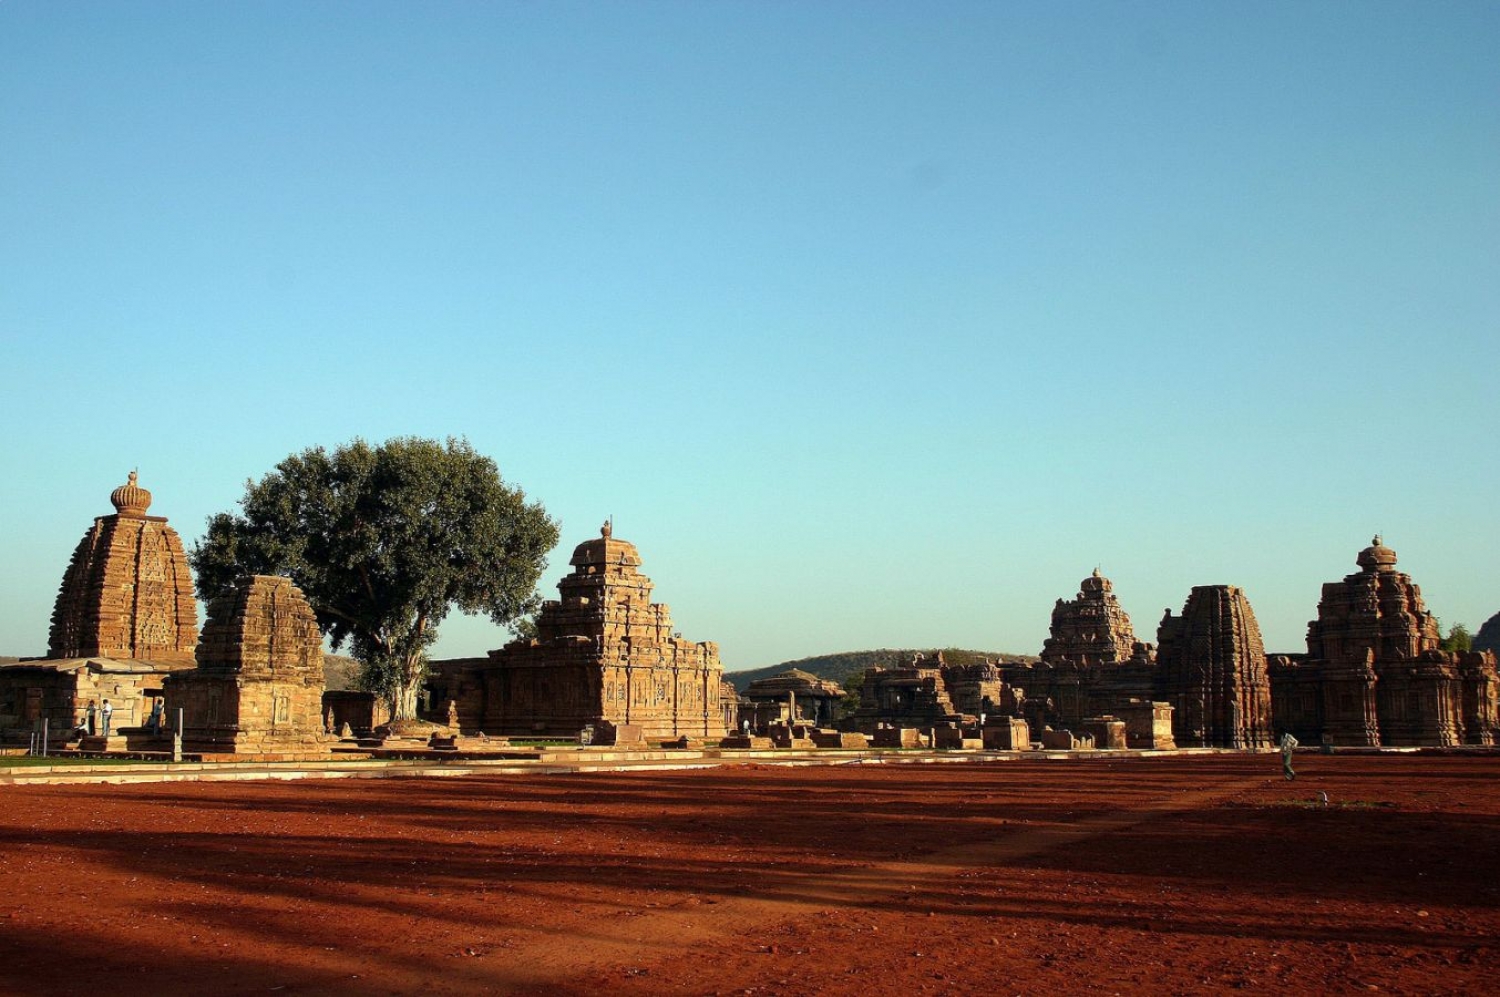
426, 523, 727, 742
164, 575, 328, 757
1269, 537, 1499, 746
0, 473, 199, 738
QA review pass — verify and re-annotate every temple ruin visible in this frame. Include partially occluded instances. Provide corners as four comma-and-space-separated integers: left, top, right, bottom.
425, 523, 727, 741
1155, 585, 1274, 749
844, 654, 969, 733
164, 575, 329, 757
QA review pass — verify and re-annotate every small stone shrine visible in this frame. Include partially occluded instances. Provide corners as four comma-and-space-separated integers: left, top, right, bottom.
1155, 585, 1274, 749
164, 575, 328, 756
740, 668, 845, 729
844, 653, 969, 733
425, 523, 727, 740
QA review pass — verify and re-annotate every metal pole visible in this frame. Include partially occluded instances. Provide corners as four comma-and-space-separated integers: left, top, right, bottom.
173, 708, 184, 763
41, 718, 48, 758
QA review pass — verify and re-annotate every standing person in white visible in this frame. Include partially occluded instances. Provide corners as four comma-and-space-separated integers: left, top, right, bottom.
1280, 731, 1299, 781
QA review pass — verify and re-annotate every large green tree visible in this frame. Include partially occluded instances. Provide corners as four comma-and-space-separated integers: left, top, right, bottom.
190, 437, 559, 720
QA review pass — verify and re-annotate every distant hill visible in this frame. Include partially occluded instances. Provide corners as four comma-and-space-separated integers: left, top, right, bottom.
726, 648, 1036, 692
1475, 612, 1500, 655
323, 654, 361, 691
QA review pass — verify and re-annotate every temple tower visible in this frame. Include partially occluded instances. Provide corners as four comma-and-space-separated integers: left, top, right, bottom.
1307, 537, 1442, 665
48, 472, 198, 662
1040, 569, 1141, 667
1156, 585, 1274, 749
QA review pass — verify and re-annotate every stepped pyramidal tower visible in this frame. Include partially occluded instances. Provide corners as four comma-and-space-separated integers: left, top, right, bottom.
48, 471, 198, 663
1281, 536, 1491, 747
1040, 568, 1141, 666
426, 522, 727, 741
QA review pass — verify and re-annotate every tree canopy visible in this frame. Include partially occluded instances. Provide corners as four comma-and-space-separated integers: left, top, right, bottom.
1440, 622, 1473, 653
190, 437, 559, 719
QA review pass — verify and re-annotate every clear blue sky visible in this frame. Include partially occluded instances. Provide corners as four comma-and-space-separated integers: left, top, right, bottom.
3, 1, 1496, 669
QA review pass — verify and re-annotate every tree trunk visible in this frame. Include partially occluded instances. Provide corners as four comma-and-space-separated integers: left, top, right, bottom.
387, 652, 427, 721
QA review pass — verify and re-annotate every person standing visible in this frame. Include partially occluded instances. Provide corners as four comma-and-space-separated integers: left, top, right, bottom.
100, 699, 114, 738
85, 699, 97, 736
147, 697, 164, 735
1280, 731, 1299, 781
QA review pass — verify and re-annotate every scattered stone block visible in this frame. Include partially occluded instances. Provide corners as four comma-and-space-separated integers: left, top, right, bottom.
872, 727, 924, 749
1080, 716, 1128, 750
1040, 727, 1094, 751
594, 721, 645, 747
932, 727, 982, 749
719, 734, 774, 749
982, 717, 1030, 751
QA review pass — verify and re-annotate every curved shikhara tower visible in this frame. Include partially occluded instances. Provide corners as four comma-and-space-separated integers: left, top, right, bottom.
48, 472, 198, 662
1156, 585, 1274, 749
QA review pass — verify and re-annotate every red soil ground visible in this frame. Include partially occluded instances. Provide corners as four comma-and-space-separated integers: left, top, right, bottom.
0, 754, 1496, 996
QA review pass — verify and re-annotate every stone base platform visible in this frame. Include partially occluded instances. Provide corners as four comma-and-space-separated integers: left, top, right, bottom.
810, 731, 871, 749
719, 735, 774, 749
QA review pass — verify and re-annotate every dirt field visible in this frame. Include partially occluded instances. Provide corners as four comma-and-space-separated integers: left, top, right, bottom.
0, 754, 1496, 996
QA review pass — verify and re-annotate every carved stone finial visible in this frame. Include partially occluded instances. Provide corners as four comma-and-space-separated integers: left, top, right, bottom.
601, 519, 613, 539
1357, 534, 1397, 573
109, 470, 153, 516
